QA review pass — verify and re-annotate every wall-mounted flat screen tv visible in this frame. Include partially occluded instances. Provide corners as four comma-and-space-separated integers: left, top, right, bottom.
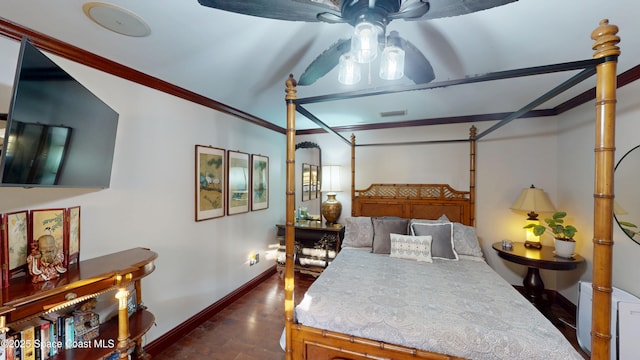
0, 38, 118, 188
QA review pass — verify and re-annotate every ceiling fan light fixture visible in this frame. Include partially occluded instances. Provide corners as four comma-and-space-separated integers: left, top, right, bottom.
351, 21, 379, 63
338, 53, 361, 85
379, 45, 404, 80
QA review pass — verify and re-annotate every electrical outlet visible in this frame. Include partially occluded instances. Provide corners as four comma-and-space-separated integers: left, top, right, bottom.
250, 253, 259, 266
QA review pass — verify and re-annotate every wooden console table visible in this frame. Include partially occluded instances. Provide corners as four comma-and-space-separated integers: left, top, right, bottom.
276, 221, 344, 277
0, 247, 157, 360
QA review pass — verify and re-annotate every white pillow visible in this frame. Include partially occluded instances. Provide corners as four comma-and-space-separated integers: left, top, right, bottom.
389, 233, 433, 262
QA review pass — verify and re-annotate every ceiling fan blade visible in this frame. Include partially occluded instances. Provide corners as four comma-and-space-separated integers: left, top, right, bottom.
316, 12, 347, 23
388, 0, 429, 20
198, 0, 516, 23
197, 0, 340, 22
387, 31, 435, 84
423, 0, 518, 20
298, 38, 351, 86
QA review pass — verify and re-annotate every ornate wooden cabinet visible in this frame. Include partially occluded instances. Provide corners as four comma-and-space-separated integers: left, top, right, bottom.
276, 221, 344, 277
0, 247, 157, 360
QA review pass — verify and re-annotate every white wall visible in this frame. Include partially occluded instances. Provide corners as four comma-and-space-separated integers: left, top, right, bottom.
556, 80, 640, 301
0, 36, 286, 342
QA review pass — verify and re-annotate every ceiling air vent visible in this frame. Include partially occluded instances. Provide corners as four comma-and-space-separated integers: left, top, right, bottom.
379, 110, 407, 118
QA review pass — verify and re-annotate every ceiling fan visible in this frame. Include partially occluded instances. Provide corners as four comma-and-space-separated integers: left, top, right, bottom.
198, 0, 517, 85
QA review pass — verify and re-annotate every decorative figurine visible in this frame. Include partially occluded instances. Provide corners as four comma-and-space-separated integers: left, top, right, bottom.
26, 229, 67, 283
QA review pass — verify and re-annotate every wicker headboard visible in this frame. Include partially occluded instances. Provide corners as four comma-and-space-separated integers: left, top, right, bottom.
352, 183, 473, 225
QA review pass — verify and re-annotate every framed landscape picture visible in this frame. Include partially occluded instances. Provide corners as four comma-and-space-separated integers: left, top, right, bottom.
302, 163, 311, 201
66, 206, 81, 265
310, 164, 319, 200
227, 150, 250, 215
2, 210, 29, 286
251, 154, 269, 211
196, 145, 225, 221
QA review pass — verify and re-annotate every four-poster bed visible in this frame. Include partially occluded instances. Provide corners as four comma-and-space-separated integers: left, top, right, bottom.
284, 20, 620, 360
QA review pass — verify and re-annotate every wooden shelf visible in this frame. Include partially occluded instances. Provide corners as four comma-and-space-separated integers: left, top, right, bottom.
276, 223, 344, 277
2, 247, 157, 322
1, 247, 157, 360
48, 310, 155, 360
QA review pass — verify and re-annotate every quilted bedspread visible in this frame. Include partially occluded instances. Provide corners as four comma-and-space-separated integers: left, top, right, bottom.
295, 248, 583, 360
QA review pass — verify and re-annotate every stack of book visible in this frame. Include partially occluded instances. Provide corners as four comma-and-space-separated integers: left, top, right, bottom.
2, 307, 100, 360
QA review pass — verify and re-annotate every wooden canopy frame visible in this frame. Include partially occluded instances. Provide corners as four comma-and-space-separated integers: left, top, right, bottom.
284, 20, 620, 360
349, 128, 476, 227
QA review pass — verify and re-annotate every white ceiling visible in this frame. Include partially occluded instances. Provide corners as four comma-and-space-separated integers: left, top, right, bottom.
0, 0, 638, 131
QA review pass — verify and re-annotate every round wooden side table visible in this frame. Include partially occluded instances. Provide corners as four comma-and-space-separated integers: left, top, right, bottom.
492, 241, 584, 313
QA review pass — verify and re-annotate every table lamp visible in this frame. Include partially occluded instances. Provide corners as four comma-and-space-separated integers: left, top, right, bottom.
511, 184, 556, 249
321, 165, 342, 225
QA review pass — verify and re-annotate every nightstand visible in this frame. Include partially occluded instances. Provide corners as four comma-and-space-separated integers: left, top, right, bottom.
492, 241, 584, 322
276, 221, 345, 277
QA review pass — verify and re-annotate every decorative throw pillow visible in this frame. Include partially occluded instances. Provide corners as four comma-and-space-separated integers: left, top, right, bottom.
410, 222, 458, 260
389, 233, 433, 262
452, 222, 484, 258
409, 216, 483, 258
342, 217, 374, 248
372, 217, 410, 254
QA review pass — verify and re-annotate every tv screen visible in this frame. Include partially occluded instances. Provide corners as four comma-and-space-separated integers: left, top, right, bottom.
0, 38, 118, 188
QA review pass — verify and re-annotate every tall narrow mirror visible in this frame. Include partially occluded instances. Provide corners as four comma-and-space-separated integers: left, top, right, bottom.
295, 141, 322, 217
614, 144, 640, 244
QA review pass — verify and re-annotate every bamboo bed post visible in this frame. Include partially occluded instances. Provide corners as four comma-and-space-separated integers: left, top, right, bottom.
284, 74, 298, 360
591, 19, 620, 360
351, 134, 356, 216
469, 125, 477, 227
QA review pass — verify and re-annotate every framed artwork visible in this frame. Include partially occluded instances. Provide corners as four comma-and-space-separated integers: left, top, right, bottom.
227, 150, 250, 215
302, 163, 311, 201
251, 154, 269, 211
30, 208, 67, 267
195, 145, 226, 221
2, 210, 30, 286
310, 165, 319, 200
66, 206, 81, 266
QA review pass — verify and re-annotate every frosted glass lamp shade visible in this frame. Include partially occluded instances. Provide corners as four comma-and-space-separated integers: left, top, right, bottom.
338, 53, 361, 85
379, 46, 405, 80
351, 22, 379, 64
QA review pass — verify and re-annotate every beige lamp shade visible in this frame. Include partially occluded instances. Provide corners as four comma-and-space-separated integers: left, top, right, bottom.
321, 165, 342, 194
511, 184, 556, 220
511, 184, 555, 249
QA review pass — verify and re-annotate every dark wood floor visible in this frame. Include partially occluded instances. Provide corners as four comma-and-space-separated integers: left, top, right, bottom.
152, 272, 589, 359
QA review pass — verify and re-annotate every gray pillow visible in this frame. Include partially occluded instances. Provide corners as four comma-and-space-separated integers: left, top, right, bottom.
372, 217, 410, 254
452, 222, 484, 258
342, 217, 374, 248
409, 217, 483, 258
410, 222, 458, 260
